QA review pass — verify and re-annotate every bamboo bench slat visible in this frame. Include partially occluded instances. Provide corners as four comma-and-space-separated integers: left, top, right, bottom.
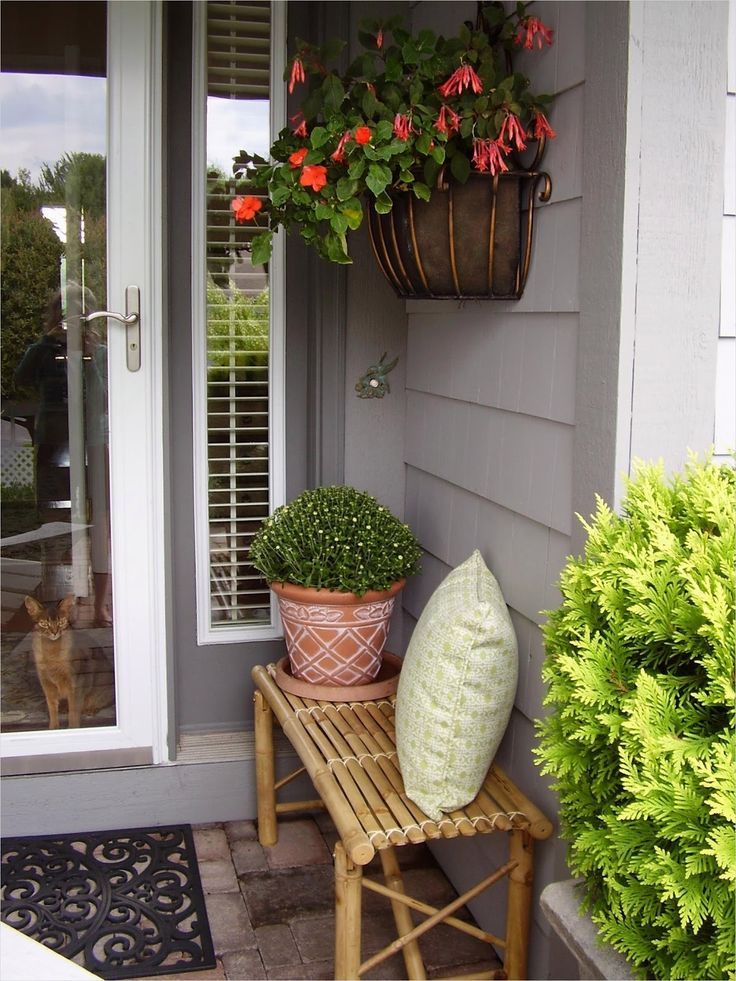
251, 661, 553, 981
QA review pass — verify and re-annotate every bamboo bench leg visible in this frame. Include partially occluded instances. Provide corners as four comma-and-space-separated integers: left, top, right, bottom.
379, 847, 427, 980
254, 689, 278, 847
334, 841, 363, 980
504, 830, 534, 981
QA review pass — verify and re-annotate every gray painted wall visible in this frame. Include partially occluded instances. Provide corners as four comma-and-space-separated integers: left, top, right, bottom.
399, 2, 583, 976
396, 2, 727, 979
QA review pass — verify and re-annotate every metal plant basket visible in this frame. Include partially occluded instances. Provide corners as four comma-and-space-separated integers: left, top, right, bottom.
367, 164, 552, 301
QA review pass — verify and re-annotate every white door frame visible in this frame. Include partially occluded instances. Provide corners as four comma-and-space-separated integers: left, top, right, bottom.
1, 0, 168, 773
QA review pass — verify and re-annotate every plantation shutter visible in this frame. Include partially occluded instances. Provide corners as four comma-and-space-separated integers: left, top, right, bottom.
205, 0, 272, 627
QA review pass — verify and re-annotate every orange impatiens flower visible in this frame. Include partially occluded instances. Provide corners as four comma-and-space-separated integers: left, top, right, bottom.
231, 195, 263, 222
299, 164, 328, 191
354, 126, 372, 145
289, 147, 309, 168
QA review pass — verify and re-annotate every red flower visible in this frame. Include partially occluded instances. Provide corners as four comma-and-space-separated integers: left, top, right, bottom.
499, 113, 527, 151
288, 56, 305, 94
438, 63, 483, 98
435, 104, 461, 136
472, 138, 510, 176
299, 164, 328, 191
533, 111, 557, 140
376, 28, 384, 49
331, 130, 352, 162
289, 147, 309, 168
393, 113, 412, 140
290, 112, 308, 138
354, 126, 372, 145
515, 16, 554, 50
231, 196, 263, 222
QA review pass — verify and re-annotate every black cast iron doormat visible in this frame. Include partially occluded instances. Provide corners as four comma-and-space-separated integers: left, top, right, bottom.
0, 825, 216, 979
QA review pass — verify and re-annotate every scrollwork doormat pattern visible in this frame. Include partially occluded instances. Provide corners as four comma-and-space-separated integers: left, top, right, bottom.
0, 825, 216, 979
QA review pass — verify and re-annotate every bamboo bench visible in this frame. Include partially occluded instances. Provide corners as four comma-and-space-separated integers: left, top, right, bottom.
252, 663, 553, 981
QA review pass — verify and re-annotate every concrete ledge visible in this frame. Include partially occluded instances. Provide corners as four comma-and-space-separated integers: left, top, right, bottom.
540, 879, 637, 981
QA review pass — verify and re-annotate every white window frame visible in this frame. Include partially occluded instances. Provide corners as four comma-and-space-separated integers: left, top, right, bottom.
191, 0, 286, 645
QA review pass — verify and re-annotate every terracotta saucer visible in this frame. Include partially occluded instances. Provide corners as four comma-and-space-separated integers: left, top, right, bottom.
274, 651, 402, 702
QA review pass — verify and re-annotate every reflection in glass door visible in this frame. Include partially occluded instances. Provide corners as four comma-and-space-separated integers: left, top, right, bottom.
1, 1, 115, 732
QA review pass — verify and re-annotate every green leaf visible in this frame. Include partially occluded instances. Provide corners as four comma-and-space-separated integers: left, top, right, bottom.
373, 191, 393, 214
324, 230, 351, 263
409, 78, 423, 105
374, 119, 394, 142
362, 90, 379, 117
450, 152, 471, 184
348, 157, 366, 179
423, 156, 440, 187
385, 55, 402, 81
250, 232, 272, 266
314, 203, 334, 220
341, 199, 364, 229
336, 176, 359, 201
330, 213, 349, 234
322, 75, 345, 114
415, 133, 432, 155
366, 162, 392, 196
271, 186, 291, 206
431, 145, 446, 164
310, 126, 331, 148
412, 181, 431, 201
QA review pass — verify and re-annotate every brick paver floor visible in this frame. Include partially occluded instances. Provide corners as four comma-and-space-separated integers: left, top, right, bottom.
144, 812, 501, 981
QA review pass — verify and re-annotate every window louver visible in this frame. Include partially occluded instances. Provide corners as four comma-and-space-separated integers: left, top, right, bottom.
205, 0, 272, 628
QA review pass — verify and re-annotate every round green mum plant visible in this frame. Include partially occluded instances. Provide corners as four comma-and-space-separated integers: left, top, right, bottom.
535, 457, 735, 981
249, 485, 422, 596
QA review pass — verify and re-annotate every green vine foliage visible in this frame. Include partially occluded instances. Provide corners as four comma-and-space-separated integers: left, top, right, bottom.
535, 457, 735, 980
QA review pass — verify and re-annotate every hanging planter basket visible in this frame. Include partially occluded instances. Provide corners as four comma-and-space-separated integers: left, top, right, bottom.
367, 166, 551, 301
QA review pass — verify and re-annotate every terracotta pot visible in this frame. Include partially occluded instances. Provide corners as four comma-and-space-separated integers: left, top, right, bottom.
271, 579, 405, 686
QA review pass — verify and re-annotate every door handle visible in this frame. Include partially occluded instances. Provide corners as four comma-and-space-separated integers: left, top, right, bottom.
82, 285, 141, 372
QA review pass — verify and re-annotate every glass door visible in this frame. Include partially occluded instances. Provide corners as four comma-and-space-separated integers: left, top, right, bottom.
1, 1, 165, 770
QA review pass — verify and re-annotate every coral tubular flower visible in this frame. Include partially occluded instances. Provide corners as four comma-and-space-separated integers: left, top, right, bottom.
331, 130, 352, 162
533, 111, 557, 140
515, 16, 554, 50
299, 164, 328, 191
231, 196, 263, 222
393, 113, 412, 140
472, 138, 510, 176
376, 28, 384, 49
288, 147, 309, 168
438, 62, 483, 98
290, 112, 308, 138
288, 55, 306, 94
500, 112, 527, 151
435, 104, 461, 135
354, 125, 372, 145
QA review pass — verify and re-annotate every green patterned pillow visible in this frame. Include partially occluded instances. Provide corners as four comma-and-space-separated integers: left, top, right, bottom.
395, 550, 518, 821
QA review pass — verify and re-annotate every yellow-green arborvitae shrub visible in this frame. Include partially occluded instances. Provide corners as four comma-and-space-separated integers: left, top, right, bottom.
536, 458, 735, 981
